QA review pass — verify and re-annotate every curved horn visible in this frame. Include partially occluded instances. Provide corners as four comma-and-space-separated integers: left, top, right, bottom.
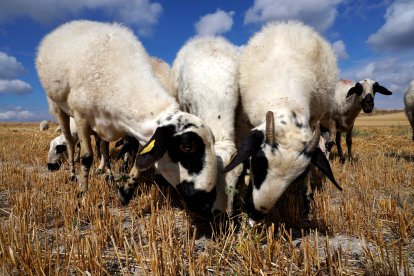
305, 123, 321, 152
265, 111, 275, 145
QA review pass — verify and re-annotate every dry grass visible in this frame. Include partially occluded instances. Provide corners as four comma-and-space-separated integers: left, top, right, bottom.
0, 121, 413, 275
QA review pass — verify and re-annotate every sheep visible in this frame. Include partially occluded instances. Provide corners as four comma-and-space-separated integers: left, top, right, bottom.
224, 21, 341, 221
171, 36, 242, 215
47, 117, 78, 171
36, 20, 218, 218
39, 120, 49, 131
49, 57, 172, 177
320, 79, 392, 163
404, 80, 414, 141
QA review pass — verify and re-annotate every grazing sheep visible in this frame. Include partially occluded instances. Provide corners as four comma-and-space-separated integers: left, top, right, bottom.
224, 21, 341, 220
47, 117, 106, 175
320, 79, 392, 163
39, 120, 49, 131
404, 80, 414, 141
48, 117, 78, 171
36, 20, 218, 218
171, 36, 241, 215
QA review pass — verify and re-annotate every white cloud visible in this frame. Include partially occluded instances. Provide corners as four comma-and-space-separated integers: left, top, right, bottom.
0, 0, 163, 36
0, 109, 34, 121
340, 54, 414, 109
0, 79, 32, 95
332, 40, 349, 60
0, 51, 25, 79
367, 0, 414, 51
244, 0, 342, 32
195, 9, 235, 36
0, 52, 32, 95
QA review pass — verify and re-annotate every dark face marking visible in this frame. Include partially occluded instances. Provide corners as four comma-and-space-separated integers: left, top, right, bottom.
224, 130, 264, 173
176, 181, 217, 219
47, 162, 61, 171
55, 144, 67, 154
250, 149, 268, 190
361, 94, 374, 113
168, 131, 205, 174
346, 82, 363, 98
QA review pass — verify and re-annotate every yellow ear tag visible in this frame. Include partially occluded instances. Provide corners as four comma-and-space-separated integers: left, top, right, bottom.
140, 140, 155, 155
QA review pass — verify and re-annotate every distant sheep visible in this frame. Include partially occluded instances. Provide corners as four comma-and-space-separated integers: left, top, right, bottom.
404, 80, 414, 141
39, 120, 49, 131
171, 36, 241, 215
224, 21, 341, 220
48, 117, 78, 171
320, 79, 392, 162
48, 117, 107, 175
36, 20, 218, 218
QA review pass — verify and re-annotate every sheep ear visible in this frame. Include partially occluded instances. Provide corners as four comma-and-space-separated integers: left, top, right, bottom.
373, 82, 392, 95
311, 147, 343, 191
135, 125, 175, 170
224, 130, 264, 173
55, 144, 67, 154
346, 82, 363, 98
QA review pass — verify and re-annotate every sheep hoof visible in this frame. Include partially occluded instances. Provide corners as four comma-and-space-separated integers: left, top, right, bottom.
117, 186, 134, 205
340, 157, 346, 164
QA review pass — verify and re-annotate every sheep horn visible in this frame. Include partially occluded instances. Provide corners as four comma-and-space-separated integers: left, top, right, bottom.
265, 111, 275, 145
305, 123, 321, 152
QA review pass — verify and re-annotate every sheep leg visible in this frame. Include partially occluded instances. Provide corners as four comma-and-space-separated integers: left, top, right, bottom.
336, 131, 345, 163
327, 120, 336, 153
346, 127, 353, 162
75, 117, 93, 193
56, 110, 76, 182
117, 154, 140, 205
100, 140, 114, 183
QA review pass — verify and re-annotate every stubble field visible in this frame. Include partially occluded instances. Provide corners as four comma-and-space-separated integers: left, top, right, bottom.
0, 112, 413, 275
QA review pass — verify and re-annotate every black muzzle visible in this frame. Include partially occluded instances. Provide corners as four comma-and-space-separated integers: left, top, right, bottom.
47, 162, 61, 171
361, 94, 374, 113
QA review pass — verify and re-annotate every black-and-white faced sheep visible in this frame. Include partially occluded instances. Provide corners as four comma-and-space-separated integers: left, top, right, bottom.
47, 117, 107, 176
171, 36, 241, 216
224, 21, 341, 221
404, 80, 414, 141
36, 20, 218, 218
320, 79, 392, 163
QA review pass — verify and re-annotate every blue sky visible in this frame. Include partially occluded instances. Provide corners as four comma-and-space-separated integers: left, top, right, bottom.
0, 0, 413, 122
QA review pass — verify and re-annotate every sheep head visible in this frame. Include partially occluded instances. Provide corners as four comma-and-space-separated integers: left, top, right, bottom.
346, 79, 393, 113
224, 111, 341, 220
136, 111, 218, 219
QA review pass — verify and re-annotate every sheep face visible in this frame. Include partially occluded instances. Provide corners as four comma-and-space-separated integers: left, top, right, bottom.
225, 111, 340, 221
346, 79, 392, 113
136, 111, 218, 219
47, 135, 67, 171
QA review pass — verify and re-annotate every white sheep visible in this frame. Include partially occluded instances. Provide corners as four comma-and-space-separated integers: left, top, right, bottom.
404, 80, 414, 141
48, 117, 78, 171
171, 36, 241, 215
36, 20, 218, 218
320, 79, 392, 162
47, 117, 108, 175
39, 120, 49, 131
224, 21, 341, 220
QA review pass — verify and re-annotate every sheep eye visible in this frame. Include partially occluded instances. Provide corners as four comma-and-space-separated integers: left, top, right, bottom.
179, 141, 196, 153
